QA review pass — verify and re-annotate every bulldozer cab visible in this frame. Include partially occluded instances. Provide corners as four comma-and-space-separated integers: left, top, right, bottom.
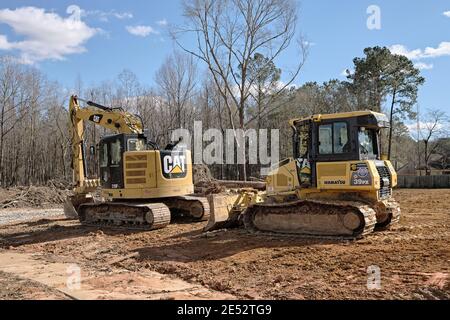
291, 111, 390, 187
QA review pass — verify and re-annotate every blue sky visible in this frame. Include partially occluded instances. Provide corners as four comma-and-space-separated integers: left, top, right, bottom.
0, 0, 449, 116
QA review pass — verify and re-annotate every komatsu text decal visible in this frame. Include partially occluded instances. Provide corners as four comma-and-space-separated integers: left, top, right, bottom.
160, 151, 187, 179
323, 180, 346, 185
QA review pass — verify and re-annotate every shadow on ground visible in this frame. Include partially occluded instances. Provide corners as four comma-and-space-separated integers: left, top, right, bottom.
0, 219, 141, 248
0, 217, 346, 261
134, 230, 341, 263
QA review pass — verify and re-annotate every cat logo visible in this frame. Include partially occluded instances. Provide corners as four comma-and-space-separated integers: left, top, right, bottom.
161, 152, 187, 178
89, 114, 103, 124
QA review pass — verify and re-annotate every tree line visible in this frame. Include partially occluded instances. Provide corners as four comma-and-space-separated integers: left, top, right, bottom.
0, 0, 448, 187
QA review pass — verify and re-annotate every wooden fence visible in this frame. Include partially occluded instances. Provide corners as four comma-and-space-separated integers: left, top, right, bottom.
397, 175, 450, 188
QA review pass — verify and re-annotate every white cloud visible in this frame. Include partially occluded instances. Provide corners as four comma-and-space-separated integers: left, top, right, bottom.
0, 35, 12, 50
414, 62, 433, 70
114, 12, 133, 20
0, 6, 98, 64
302, 40, 316, 47
126, 25, 159, 37
406, 122, 446, 136
422, 42, 450, 58
157, 19, 168, 26
444, 11, 450, 18
389, 42, 450, 60
82, 9, 133, 22
389, 44, 423, 60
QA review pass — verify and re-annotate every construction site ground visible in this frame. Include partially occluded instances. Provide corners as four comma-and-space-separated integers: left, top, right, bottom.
0, 189, 448, 300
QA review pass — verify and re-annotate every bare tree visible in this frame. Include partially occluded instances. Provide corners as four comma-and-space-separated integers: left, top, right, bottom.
419, 109, 449, 176
117, 69, 141, 110
174, 0, 307, 180
0, 57, 33, 186
0, 55, 72, 186
155, 51, 198, 130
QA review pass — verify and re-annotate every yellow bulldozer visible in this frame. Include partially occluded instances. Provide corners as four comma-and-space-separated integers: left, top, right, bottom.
205, 110, 401, 239
65, 95, 210, 230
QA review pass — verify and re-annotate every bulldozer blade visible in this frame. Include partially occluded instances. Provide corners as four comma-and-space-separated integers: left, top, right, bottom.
63, 194, 93, 220
204, 194, 242, 232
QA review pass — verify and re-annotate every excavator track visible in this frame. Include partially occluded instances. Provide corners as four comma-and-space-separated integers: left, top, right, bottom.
77, 202, 171, 231
242, 199, 378, 239
162, 196, 210, 221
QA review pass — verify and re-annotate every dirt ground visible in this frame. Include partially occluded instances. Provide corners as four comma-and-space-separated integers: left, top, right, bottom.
0, 189, 449, 300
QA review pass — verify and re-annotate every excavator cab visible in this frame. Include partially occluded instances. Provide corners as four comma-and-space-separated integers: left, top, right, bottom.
97, 133, 193, 197
99, 134, 147, 190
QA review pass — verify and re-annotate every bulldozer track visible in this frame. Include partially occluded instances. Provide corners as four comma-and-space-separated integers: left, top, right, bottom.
78, 202, 171, 231
242, 199, 378, 240
374, 199, 401, 231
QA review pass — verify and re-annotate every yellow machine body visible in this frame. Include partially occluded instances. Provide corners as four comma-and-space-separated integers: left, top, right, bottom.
266, 158, 397, 202
103, 150, 194, 200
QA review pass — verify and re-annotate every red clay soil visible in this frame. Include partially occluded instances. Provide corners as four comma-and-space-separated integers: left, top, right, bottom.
0, 189, 448, 300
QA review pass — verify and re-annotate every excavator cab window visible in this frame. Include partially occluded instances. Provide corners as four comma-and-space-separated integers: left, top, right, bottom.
334, 122, 349, 153
127, 138, 146, 152
99, 134, 132, 189
110, 139, 122, 166
100, 143, 108, 168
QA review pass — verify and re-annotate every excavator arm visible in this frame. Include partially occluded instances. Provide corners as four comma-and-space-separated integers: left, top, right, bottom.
68, 95, 144, 195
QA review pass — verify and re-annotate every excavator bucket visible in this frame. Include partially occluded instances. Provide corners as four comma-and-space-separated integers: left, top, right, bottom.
63, 193, 93, 220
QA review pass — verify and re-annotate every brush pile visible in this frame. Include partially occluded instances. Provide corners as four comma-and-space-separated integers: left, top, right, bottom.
0, 186, 72, 209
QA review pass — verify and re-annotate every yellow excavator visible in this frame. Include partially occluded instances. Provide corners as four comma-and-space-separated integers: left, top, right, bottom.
205, 110, 401, 239
65, 95, 209, 230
